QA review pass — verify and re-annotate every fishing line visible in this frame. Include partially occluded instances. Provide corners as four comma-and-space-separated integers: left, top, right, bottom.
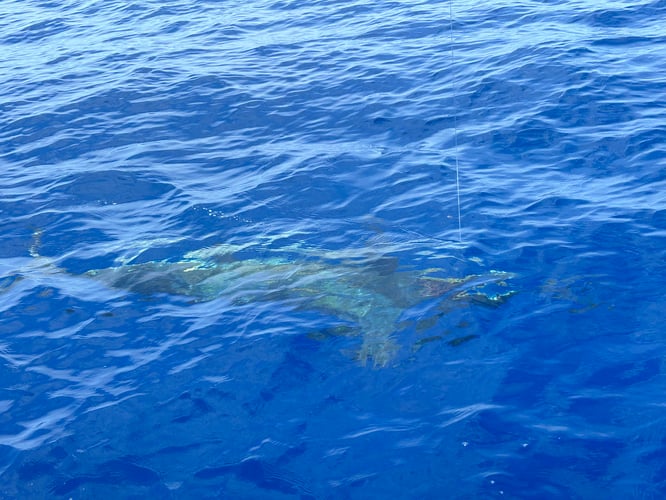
449, 0, 462, 242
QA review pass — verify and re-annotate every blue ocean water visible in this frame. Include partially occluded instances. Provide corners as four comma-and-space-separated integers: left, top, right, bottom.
1, 0, 665, 497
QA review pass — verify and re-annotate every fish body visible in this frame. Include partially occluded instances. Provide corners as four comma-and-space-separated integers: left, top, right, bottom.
83, 244, 516, 366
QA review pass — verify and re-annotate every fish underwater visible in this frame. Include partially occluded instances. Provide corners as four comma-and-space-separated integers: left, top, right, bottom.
7, 234, 517, 367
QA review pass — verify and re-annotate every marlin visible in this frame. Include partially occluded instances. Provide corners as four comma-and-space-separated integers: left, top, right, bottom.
8, 235, 517, 367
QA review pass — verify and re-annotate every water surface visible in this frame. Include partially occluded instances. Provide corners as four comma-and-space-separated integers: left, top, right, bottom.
1, 0, 665, 497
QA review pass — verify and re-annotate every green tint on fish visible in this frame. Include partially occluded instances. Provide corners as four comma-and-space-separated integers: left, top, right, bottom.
81, 243, 516, 367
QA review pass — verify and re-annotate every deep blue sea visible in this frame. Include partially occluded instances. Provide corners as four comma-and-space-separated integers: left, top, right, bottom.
1, 0, 665, 498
